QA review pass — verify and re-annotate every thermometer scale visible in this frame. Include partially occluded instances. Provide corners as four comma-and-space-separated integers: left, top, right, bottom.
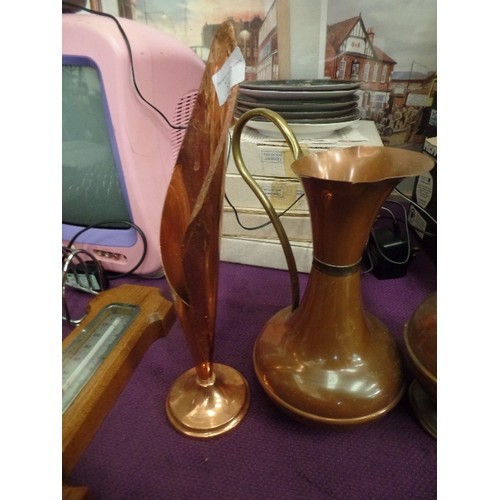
63, 303, 139, 414
62, 284, 175, 476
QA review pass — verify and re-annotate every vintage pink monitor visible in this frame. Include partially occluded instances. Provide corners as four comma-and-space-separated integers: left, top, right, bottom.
62, 12, 204, 276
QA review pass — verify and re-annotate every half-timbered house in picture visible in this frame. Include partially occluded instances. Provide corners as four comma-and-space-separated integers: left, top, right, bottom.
325, 14, 396, 122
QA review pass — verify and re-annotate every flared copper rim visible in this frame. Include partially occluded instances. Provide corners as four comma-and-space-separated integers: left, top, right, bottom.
291, 145, 435, 183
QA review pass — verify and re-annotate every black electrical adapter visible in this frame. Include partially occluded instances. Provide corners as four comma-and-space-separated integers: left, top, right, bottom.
366, 226, 411, 280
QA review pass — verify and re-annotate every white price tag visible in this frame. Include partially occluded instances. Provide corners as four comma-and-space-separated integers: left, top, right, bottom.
212, 46, 246, 106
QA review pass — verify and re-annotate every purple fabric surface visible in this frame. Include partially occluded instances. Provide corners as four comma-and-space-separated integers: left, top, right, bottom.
64, 251, 437, 499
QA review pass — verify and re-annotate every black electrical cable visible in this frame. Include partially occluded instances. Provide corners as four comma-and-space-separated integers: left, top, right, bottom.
408, 225, 435, 238
65, 219, 148, 280
379, 205, 398, 228
62, 1, 187, 131
361, 245, 374, 275
224, 192, 305, 231
224, 131, 306, 231
367, 201, 413, 267
393, 186, 437, 225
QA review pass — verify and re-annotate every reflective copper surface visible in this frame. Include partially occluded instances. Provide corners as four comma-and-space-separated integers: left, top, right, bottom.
160, 21, 249, 437
404, 292, 437, 437
166, 363, 250, 438
232, 109, 435, 427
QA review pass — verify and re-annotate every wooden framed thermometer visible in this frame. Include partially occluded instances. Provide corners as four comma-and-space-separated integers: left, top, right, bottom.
62, 284, 175, 477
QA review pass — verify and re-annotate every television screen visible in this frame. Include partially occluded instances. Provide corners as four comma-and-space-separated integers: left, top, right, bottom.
62, 60, 131, 231
62, 12, 204, 276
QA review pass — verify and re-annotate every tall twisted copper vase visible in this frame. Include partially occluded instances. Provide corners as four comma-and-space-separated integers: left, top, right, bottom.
159, 22, 249, 438
232, 109, 435, 427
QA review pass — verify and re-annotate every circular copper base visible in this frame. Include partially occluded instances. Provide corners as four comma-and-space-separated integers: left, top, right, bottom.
408, 380, 436, 438
253, 307, 405, 428
166, 363, 250, 438
255, 367, 405, 428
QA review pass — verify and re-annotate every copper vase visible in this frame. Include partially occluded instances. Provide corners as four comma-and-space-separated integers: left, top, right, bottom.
404, 292, 437, 437
160, 22, 249, 438
232, 109, 435, 427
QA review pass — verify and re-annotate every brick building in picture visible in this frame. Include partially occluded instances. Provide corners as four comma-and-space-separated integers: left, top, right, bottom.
325, 15, 395, 119
325, 14, 436, 147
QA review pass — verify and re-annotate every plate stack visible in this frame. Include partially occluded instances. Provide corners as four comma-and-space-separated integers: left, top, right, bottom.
236, 79, 361, 139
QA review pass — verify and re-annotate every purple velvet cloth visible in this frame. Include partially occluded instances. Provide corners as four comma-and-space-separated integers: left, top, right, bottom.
64, 251, 436, 499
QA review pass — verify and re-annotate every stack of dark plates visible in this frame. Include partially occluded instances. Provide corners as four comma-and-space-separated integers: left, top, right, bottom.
236, 79, 361, 139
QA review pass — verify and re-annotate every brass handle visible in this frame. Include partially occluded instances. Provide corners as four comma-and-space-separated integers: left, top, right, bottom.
231, 108, 304, 311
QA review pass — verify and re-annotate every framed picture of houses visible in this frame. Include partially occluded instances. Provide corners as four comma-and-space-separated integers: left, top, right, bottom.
99, 0, 436, 148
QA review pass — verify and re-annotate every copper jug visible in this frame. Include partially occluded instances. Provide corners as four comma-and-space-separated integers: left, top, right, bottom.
232, 109, 435, 427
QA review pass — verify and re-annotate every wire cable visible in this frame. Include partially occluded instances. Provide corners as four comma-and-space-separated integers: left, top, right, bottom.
65, 219, 148, 280
62, 1, 187, 130
378, 201, 412, 265
224, 130, 306, 231
224, 191, 305, 231
379, 205, 398, 228
393, 186, 437, 225
366, 201, 413, 267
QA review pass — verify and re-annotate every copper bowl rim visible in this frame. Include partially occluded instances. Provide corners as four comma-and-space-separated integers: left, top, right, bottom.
403, 322, 437, 385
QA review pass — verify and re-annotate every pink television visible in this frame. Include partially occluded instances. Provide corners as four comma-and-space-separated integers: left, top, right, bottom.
62, 12, 204, 276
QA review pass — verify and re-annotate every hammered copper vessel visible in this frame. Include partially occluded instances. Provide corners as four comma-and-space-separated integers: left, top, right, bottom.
404, 292, 437, 437
160, 22, 249, 438
232, 108, 435, 427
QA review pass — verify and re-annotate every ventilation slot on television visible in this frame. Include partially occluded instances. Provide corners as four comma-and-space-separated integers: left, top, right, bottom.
171, 91, 199, 157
